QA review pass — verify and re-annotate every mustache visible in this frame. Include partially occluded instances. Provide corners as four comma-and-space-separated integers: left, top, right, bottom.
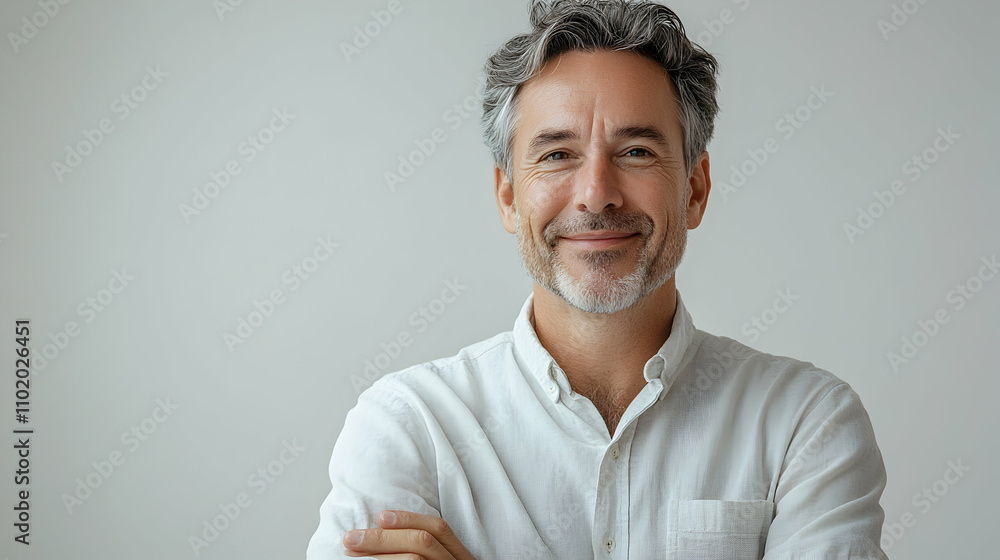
543, 211, 655, 246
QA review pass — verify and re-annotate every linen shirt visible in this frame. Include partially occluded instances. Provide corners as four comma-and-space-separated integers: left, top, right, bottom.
306, 291, 888, 559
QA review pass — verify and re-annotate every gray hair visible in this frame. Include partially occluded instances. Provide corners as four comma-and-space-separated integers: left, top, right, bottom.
481, 0, 720, 182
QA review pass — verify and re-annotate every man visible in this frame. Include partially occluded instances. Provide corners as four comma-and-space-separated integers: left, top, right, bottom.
307, 1, 888, 558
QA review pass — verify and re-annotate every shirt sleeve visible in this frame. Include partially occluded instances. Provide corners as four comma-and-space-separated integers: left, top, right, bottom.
305, 379, 440, 560
763, 382, 889, 559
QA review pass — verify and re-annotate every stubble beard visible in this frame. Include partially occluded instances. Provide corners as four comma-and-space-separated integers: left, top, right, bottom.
515, 203, 688, 314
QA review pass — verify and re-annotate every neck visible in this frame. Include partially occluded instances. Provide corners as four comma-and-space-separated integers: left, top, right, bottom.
532, 278, 678, 405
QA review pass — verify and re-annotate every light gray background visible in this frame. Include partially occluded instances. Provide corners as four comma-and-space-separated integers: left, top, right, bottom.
1, 0, 996, 558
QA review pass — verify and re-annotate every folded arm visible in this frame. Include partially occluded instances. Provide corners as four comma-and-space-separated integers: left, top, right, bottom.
763, 383, 888, 559
307, 381, 470, 559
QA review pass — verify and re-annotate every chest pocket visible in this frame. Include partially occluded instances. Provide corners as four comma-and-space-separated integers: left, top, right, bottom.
666, 499, 773, 559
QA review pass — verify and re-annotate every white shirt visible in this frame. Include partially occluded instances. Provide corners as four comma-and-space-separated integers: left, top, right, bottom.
307, 292, 888, 559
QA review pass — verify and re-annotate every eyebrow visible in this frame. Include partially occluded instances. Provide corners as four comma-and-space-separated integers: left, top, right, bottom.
611, 125, 670, 147
526, 128, 579, 157
524, 125, 671, 157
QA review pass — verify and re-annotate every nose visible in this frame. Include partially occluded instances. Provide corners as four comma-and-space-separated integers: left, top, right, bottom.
573, 155, 623, 214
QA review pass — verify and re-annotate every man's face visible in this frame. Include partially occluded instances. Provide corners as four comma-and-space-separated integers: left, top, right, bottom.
496, 49, 707, 314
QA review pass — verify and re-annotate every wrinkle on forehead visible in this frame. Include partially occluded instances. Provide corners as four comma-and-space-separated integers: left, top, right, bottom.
514, 50, 681, 153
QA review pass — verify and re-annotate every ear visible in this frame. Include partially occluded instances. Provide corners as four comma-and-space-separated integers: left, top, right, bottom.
686, 151, 711, 230
494, 164, 517, 234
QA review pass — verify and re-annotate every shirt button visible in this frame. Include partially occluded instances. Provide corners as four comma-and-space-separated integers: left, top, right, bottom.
610, 443, 620, 459
546, 384, 556, 394
604, 537, 615, 552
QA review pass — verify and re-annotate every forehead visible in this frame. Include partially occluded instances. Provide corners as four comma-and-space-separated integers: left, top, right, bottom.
513, 49, 681, 146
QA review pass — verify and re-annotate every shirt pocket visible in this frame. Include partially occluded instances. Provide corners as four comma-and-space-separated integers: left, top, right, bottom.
666, 499, 773, 560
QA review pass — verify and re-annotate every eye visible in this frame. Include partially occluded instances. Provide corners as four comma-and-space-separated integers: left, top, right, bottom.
624, 147, 651, 157
543, 151, 570, 161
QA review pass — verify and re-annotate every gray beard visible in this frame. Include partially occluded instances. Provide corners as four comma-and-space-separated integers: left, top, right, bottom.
515, 208, 687, 314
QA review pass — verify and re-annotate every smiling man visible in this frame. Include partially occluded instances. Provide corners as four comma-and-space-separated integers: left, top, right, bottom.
307, 1, 888, 559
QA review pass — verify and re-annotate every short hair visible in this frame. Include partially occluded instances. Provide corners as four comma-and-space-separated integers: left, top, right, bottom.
481, 0, 720, 182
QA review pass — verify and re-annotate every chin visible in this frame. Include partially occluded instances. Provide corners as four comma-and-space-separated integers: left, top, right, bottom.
552, 270, 647, 314
557, 258, 679, 314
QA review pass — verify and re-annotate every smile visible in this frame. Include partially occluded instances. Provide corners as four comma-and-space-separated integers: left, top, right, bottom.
559, 231, 639, 250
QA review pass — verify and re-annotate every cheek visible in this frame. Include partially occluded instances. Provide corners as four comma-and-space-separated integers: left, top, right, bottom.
518, 181, 568, 235
638, 197, 682, 242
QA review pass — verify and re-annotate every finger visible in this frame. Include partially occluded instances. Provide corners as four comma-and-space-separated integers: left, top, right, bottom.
379, 510, 474, 560
343, 526, 455, 559
346, 553, 425, 560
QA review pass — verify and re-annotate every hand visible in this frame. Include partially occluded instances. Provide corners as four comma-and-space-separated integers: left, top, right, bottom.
343, 509, 476, 559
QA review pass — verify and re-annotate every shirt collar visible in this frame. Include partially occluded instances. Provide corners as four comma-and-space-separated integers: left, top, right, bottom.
511, 290, 698, 403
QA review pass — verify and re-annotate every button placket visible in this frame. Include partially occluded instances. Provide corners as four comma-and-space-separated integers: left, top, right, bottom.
615, 430, 634, 556
594, 439, 625, 558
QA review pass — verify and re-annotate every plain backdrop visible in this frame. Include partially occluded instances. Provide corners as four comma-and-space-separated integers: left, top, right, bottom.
1, 0, 997, 558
